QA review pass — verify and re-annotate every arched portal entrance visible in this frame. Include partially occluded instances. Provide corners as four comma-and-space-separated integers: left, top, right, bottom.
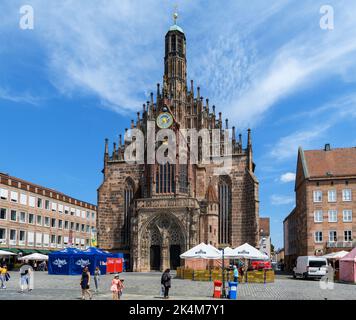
140, 213, 186, 271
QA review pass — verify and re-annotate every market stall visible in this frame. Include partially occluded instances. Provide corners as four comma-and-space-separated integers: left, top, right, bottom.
339, 248, 356, 284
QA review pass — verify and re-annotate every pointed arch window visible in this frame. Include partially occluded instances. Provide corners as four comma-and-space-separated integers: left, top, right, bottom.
156, 164, 176, 194
218, 177, 232, 244
124, 179, 134, 245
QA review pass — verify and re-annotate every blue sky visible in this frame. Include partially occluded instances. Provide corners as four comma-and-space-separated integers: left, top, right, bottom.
1, 0, 356, 249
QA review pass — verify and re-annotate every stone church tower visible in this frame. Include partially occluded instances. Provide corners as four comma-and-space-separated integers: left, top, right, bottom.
97, 13, 260, 271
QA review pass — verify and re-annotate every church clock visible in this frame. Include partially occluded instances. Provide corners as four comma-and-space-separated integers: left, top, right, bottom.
156, 112, 173, 129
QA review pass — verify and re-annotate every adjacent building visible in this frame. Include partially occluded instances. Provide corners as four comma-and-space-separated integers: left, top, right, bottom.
284, 145, 356, 270
97, 14, 260, 271
0, 172, 97, 254
258, 217, 271, 257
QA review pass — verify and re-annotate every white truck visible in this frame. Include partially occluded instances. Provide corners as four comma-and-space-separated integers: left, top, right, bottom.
293, 256, 328, 280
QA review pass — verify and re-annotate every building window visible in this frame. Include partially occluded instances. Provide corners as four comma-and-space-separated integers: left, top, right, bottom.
29, 196, 35, 207
43, 234, 50, 247
328, 190, 337, 202
29, 213, 34, 224
314, 210, 323, 223
19, 212, 27, 223
37, 198, 43, 208
51, 218, 56, 228
70, 222, 74, 230
71, 208, 75, 216
64, 221, 69, 230
219, 177, 232, 244
45, 200, 50, 210
86, 211, 90, 219
65, 206, 69, 214
344, 230, 352, 242
58, 204, 63, 213
315, 231, 323, 243
313, 190, 322, 203
0, 188, 8, 200
36, 233, 42, 247
91, 212, 95, 220
27, 232, 34, 246
10, 210, 17, 222
328, 210, 337, 222
124, 178, 134, 245
329, 231, 337, 242
19, 231, 26, 246
51, 235, 56, 245
57, 235, 62, 247
81, 224, 85, 232
9, 230, 16, 245
58, 220, 63, 229
44, 217, 50, 227
343, 210, 352, 222
0, 228, 6, 243
37, 215, 42, 226
51, 202, 57, 212
342, 189, 352, 202
76, 223, 79, 231
0, 208, 7, 220
20, 194, 27, 205
86, 225, 90, 233
156, 164, 176, 194
10, 191, 18, 202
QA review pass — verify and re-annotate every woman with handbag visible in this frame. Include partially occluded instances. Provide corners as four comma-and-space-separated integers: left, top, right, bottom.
80, 267, 93, 300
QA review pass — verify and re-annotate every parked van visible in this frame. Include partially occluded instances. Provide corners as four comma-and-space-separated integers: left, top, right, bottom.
293, 256, 328, 280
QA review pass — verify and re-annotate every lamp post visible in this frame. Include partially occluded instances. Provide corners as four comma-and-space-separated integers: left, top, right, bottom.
221, 247, 226, 298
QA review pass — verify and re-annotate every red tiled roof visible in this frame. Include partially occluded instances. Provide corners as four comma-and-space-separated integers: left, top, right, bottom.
303, 147, 356, 178
259, 217, 270, 236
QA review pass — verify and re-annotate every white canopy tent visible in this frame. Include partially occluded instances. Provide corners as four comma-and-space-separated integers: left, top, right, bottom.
18, 253, 48, 261
0, 250, 17, 256
231, 243, 269, 260
221, 247, 236, 258
180, 243, 221, 260
323, 251, 349, 260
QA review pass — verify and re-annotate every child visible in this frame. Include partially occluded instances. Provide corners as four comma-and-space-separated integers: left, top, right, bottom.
110, 274, 124, 300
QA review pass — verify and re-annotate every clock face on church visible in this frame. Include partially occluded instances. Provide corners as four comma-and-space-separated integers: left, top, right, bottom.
156, 112, 173, 129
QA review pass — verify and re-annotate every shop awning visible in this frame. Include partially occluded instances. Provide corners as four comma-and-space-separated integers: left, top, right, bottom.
1, 248, 21, 253
20, 249, 37, 254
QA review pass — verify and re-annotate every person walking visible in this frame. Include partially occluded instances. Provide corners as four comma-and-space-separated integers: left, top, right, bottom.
233, 265, 239, 283
0, 265, 7, 289
94, 267, 101, 293
110, 274, 124, 300
19, 263, 33, 293
80, 267, 93, 300
161, 269, 172, 299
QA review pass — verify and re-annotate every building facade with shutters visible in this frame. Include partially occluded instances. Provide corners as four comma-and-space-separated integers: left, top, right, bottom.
97, 16, 260, 272
0, 172, 97, 255
284, 145, 356, 270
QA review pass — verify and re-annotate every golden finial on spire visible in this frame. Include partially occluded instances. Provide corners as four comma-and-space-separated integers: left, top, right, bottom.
173, 5, 178, 25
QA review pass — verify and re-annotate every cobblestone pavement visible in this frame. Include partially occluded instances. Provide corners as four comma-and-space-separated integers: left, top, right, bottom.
0, 271, 355, 300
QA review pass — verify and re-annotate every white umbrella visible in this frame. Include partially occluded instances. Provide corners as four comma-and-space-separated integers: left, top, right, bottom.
180, 243, 221, 259
323, 251, 349, 259
18, 253, 48, 261
221, 247, 235, 258
0, 250, 17, 256
231, 243, 269, 260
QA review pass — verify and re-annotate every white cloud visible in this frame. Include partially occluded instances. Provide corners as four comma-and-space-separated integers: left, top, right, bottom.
269, 125, 331, 161
280, 172, 296, 183
0, 87, 40, 106
270, 195, 294, 206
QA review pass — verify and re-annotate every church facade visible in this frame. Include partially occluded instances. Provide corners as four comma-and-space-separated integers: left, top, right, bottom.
97, 17, 260, 272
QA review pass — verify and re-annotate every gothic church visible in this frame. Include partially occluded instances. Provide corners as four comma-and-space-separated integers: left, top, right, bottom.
97, 14, 260, 271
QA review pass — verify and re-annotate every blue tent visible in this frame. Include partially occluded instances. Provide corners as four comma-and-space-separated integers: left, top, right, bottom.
83, 247, 113, 274
48, 247, 110, 275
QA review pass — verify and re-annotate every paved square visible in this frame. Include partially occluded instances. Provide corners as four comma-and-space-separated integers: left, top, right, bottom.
0, 272, 355, 300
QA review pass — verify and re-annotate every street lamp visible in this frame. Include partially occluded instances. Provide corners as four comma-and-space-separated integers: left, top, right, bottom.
221, 247, 226, 298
